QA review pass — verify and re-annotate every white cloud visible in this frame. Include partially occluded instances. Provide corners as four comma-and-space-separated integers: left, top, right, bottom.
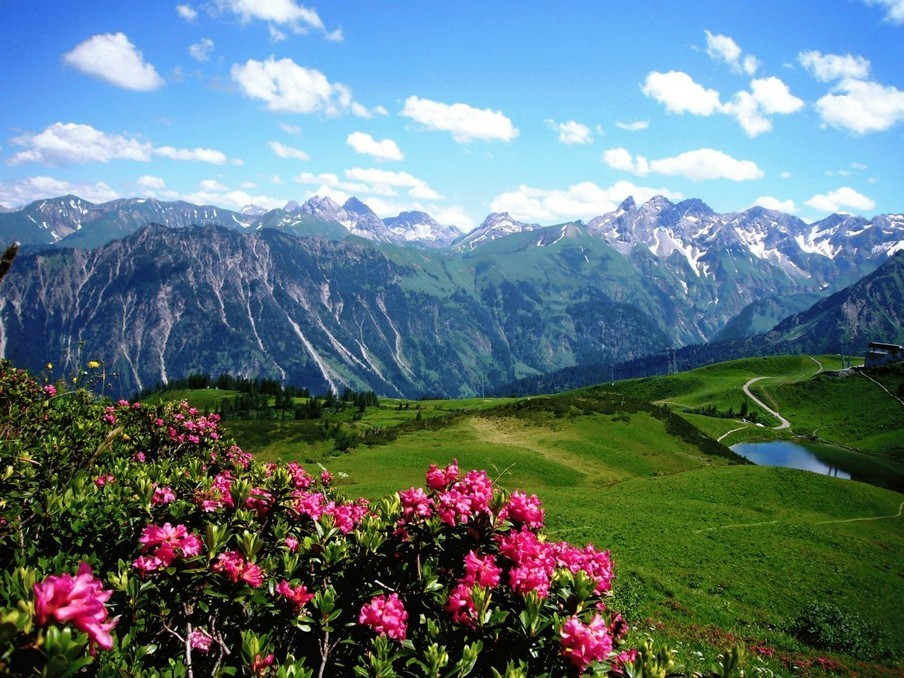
641, 71, 723, 115
651, 148, 763, 181
798, 50, 904, 134
137, 175, 165, 190
754, 196, 797, 213
231, 57, 369, 116
604, 147, 763, 182
9, 122, 152, 165
602, 148, 650, 175
63, 33, 164, 91
345, 167, 441, 199
616, 120, 649, 132
780, 172, 792, 179
200, 179, 229, 192
546, 119, 592, 145
490, 181, 683, 223
864, 0, 904, 24
176, 4, 198, 21
805, 186, 876, 213
0, 176, 121, 206
269, 140, 310, 160
216, 0, 342, 39
401, 96, 518, 143
814, 78, 904, 134
704, 30, 760, 76
798, 51, 871, 82
724, 78, 802, 137
280, 123, 301, 135
346, 131, 404, 161
154, 146, 229, 164
189, 38, 214, 62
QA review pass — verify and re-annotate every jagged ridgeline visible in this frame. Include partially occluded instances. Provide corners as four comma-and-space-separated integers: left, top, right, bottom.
0, 194, 902, 397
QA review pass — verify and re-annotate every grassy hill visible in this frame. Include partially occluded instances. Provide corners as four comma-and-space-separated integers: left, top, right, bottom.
165, 355, 904, 673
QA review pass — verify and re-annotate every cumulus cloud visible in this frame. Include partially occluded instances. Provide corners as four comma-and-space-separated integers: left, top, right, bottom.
64, 33, 164, 91
724, 76, 804, 136
704, 30, 759, 75
294, 168, 440, 201
798, 50, 904, 133
814, 79, 904, 134
401, 96, 518, 143
231, 57, 372, 116
280, 123, 301, 135
489, 181, 683, 223
176, 4, 198, 21
345, 167, 441, 199
805, 186, 876, 213
603, 147, 763, 182
215, 0, 341, 39
616, 120, 649, 132
9, 122, 232, 167
9, 122, 152, 165
864, 0, 904, 23
0, 176, 121, 206
643, 68, 801, 136
137, 175, 165, 190
189, 38, 215, 62
346, 131, 404, 161
798, 51, 871, 82
269, 140, 310, 160
753, 196, 798, 213
642, 71, 723, 116
546, 119, 593, 145
154, 146, 229, 164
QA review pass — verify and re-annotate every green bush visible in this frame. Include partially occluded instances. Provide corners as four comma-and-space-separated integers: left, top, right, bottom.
787, 600, 883, 659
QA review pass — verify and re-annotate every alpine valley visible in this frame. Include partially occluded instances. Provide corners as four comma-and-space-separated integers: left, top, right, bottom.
1, 194, 902, 398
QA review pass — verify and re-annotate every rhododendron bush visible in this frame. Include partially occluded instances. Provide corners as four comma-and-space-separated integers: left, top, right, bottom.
0, 360, 640, 676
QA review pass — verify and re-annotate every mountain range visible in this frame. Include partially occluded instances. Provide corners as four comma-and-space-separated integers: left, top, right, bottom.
0, 194, 901, 397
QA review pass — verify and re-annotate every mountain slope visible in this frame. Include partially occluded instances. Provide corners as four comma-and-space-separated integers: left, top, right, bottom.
0, 225, 672, 397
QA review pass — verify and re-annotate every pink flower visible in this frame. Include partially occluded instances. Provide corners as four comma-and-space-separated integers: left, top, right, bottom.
462, 550, 501, 588
399, 487, 434, 523
445, 584, 477, 627
152, 485, 176, 505
132, 451, 146, 463
190, 629, 213, 653
133, 523, 202, 570
33, 562, 117, 654
251, 653, 275, 675
284, 536, 299, 552
43, 384, 57, 397
275, 580, 314, 611
213, 551, 264, 588
94, 474, 115, 487
501, 491, 545, 529
320, 470, 333, 486
358, 592, 408, 641
426, 459, 459, 491
560, 615, 613, 673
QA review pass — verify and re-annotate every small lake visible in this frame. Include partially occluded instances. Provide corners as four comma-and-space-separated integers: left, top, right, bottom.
731, 440, 904, 493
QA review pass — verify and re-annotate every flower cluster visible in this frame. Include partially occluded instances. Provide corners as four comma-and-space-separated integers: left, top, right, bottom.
275, 580, 314, 612
33, 562, 117, 654
212, 551, 264, 588
133, 523, 202, 572
358, 593, 408, 641
560, 614, 614, 673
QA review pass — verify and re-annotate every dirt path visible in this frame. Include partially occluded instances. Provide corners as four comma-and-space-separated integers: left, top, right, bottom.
743, 377, 791, 429
717, 425, 748, 442
695, 502, 904, 534
809, 355, 824, 374
859, 370, 904, 407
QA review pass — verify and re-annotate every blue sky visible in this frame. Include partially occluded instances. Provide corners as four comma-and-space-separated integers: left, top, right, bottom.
1, 0, 903, 231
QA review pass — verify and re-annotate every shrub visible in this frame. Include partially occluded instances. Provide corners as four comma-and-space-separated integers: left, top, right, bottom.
0, 360, 645, 676
787, 600, 883, 660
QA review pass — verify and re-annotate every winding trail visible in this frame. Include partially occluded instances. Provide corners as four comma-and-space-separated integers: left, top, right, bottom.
743, 376, 791, 429
859, 370, 904, 407
695, 502, 904, 534
717, 425, 748, 442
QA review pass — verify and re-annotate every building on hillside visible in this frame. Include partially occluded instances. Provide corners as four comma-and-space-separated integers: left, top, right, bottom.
864, 342, 904, 367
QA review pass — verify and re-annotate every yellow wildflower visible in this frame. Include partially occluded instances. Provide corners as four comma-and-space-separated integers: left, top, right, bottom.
87, 361, 101, 369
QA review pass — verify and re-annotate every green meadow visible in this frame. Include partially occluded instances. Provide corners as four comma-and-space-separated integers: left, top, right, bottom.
173, 356, 904, 674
